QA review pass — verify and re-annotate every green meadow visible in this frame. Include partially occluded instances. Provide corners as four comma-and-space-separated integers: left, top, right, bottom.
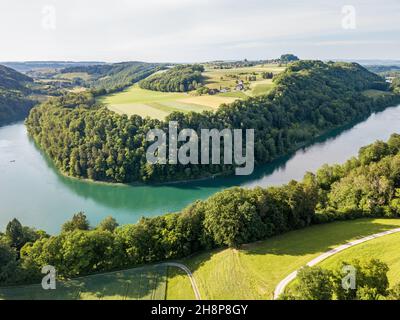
2, 219, 400, 300
167, 218, 400, 300
99, 64, 284, 120
0, 265, 167, 300
99, 85, 238, 120
317, 232, 400, 287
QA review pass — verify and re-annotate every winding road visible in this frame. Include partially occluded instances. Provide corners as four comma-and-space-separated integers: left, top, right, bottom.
273, 227, 400, 299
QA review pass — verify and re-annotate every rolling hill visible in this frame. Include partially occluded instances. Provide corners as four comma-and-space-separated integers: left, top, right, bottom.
0, 65, 36, 125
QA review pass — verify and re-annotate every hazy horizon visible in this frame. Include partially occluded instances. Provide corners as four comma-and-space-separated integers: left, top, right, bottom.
0, 0, 399, 62
2, 59, 400, 64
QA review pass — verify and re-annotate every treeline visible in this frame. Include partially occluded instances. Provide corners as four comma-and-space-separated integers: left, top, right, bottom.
0, 65, 36, 126
62, 62, 162, 95
0, 65, 33, 90
139, 64, 204, 92
3, 134, 400, 285
26, 61, 400, 183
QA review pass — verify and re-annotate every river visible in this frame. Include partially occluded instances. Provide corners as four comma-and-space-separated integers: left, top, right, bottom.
1, 104, 400, 233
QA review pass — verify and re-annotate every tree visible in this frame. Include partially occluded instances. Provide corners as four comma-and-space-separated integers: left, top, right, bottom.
358, 140, 389, 165
295, 266, 334, 300
203, 188, 265, 247
333, 259, 389, 300
61, 212, 90, 233
97, 216, 119, 232
6, 218, 24, 249
280, 54, 299, 63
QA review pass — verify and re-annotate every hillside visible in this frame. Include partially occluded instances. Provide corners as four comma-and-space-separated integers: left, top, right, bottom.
139, 64, 204, 92
0, 65, 36, 125
0, 65, 33, 90
60, 61, 162, 94
26, 61, 400, 183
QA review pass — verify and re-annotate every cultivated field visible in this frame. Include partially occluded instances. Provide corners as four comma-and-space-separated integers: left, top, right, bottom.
202, 64, 285, 97
99, 64, 285, 120
166, 218, 400, 299
100, 85, 238, 120
0, 265, 168, 300
54, 72, 92, 81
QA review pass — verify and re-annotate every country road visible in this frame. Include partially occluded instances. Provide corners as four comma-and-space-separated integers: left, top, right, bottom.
161, 262, 202, 300
273, 227, 400, 299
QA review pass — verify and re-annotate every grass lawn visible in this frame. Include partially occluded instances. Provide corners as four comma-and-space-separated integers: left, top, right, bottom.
167, 218, 400, 300
99, 85, 238, 120
249, 79, 274, 96
0, 265, 168, 300
317, 232, 400, 287
165, 267, 196, 300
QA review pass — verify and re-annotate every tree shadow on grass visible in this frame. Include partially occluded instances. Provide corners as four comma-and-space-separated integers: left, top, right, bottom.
241, 218, 400, 257
180, 218, 400, 275
0, 265, 167, 300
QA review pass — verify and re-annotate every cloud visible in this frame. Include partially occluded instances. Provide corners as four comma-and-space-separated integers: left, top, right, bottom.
0, 0, 398, 61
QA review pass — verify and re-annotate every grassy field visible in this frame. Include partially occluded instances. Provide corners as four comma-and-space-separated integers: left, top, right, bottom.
202, 64, 285, 97
2, 218, 400, 300
165, 267, 196, 300
0, 265, 168, 300
249, 79, 274, 96
317, 232, 400, 287
99, 85, 238, 120
285, 227, 400, 296
54, 72, 92, 81
166, 218, 400, 300
99, 64, 285, 120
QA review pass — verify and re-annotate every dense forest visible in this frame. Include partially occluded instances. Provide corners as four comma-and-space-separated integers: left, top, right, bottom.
0, 65, 37, 126
26, 61, 400, 183
62, 61, 162, 95
139, 64, 204, 92
3, 134, 400, 286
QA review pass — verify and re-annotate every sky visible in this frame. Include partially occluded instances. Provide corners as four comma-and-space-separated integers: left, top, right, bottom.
0, 0, 399, 62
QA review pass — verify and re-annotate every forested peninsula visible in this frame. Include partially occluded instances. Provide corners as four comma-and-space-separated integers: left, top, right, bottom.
26, 61, 400, 183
